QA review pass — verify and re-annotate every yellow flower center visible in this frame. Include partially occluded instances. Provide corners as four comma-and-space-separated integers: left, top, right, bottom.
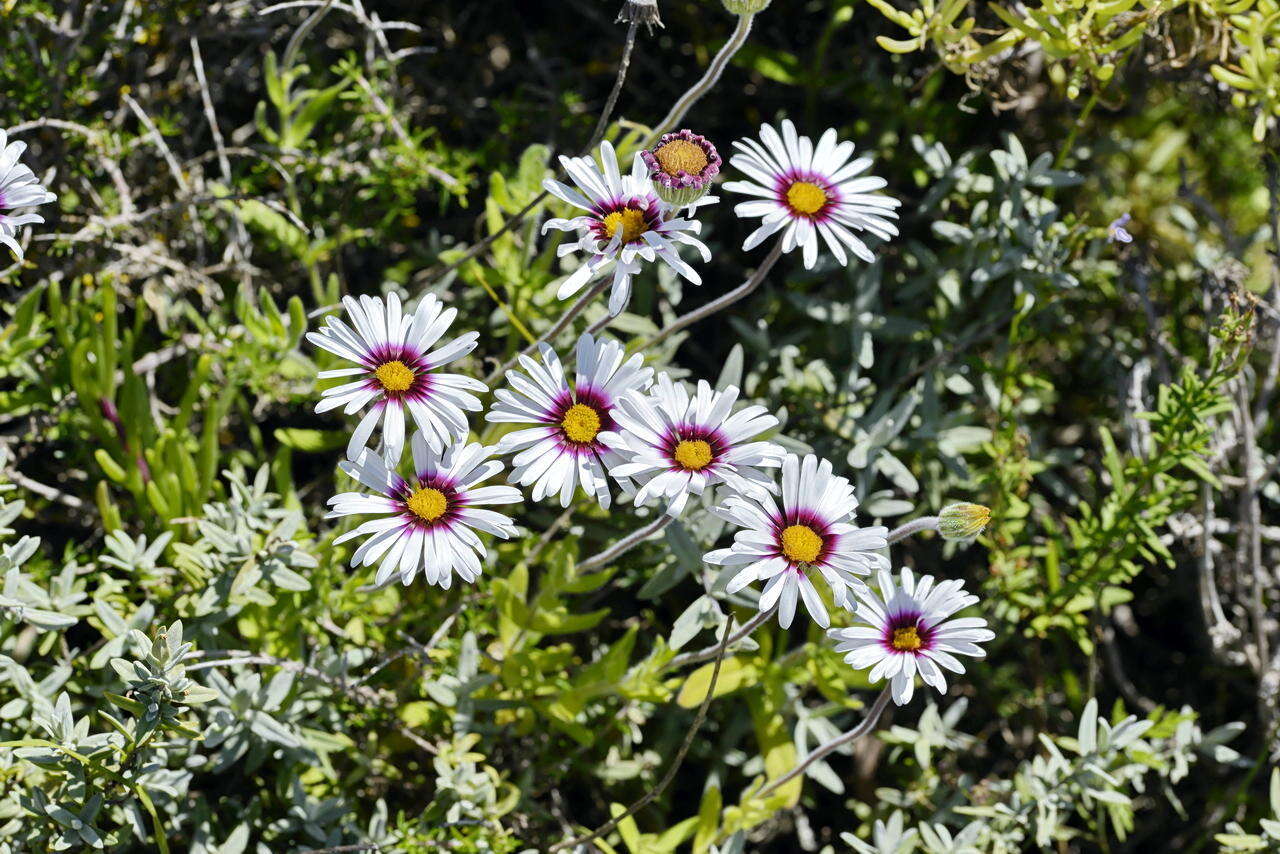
602, 207, 649, 244
673, 439, 713, 471
779, 524, 823, 564
653, 139, 709, 176
560, 403, 602, 444
374, 360, 415, 392
406, 487, 448, 522
785, 181, 828, 215
891, 626, 923, 652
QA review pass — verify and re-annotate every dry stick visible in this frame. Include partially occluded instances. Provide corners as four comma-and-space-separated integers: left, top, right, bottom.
549, 613, 735, 853
886, 516, 939, 545
281, 0, 337, 70
754, 687, 893, 800
641, 241, 783, 351
122, 94, 205, 259
1238, 381, 1269, 679
191, 36, 252, 278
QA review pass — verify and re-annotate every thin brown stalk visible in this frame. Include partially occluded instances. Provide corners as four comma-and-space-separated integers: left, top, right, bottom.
549, 611, 735, 852
641, 241, 784, 351
754, 687, 893, 799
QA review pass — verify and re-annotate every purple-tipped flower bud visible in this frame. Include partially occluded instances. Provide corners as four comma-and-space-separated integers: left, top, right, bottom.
641, 130, 721, 209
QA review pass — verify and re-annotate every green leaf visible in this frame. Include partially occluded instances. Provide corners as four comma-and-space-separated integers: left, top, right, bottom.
676, 657, 757, 708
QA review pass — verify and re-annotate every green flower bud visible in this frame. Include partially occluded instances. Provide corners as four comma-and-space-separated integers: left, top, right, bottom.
938, 503, 991, 543
722, 0, 771, 14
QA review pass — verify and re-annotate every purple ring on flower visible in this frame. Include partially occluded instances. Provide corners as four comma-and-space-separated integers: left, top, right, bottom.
389, 471, 469, 532
642, 130, 721, 206
544, 384, 620, 457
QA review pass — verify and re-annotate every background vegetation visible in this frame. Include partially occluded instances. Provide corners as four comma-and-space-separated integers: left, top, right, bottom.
0, 0, 1278, 851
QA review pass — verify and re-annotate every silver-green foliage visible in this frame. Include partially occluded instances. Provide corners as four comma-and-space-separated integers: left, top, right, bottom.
840, 698, 1244, 853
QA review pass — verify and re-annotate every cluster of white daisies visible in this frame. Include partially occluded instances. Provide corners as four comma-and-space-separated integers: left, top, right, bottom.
309, 122, 993, 706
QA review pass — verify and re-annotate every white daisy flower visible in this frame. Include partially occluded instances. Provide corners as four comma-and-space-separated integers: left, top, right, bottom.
542, 140, 711, 316
829, 568, 995, 706
485, 333, 653, 508
327, 436, 522, 589
722, 119, 900, 269
603, 374, 783, 517
707, 453, 888, 629
0, 129, 57, 260
307, 293, 486, 462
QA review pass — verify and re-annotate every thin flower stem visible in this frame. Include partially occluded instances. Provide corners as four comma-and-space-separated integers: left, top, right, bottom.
578, 513, 673, 573
641, 240, 784, 351
886, 515, 939, 544
484, 279, 610, 385
549, 611, 735, 852
584, 310, 613, 336
422, 21, 642, 290
754, 687, 893, 799
666, 606, 773, 670
588, 21, 640, 149
642, 12, 756, 148
429, 190, 549, 287
496, 516, 669, 665
423, 12, 757, 306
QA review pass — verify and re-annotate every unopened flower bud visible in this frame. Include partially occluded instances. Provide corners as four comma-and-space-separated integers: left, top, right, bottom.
722, 0, 771, 14
642, 130, 721, 209
938, 503, 991, 543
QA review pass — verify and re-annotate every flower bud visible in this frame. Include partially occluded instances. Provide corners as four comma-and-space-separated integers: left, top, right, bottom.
642, 130, 721, 209
938, 503, 991, 543
722, 0, 771, 14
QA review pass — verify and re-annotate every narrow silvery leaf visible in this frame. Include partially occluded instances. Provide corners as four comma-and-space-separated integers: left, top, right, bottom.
1078, 699, 1098, 754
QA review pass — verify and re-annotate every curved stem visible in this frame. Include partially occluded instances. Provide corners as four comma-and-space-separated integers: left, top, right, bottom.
754, 687, 893, 799
431, 190, 550, 288
422, 20, 642, 290
484, 278, 610, 386
550, 610, 735, 852
643, 13, 756, 148
886, 515, 939, 544
641, 240, 783, 351
578, 513, 673, 573
422, 12, 757, 293
666, 607, 773, 670
584, 310, 613, 337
